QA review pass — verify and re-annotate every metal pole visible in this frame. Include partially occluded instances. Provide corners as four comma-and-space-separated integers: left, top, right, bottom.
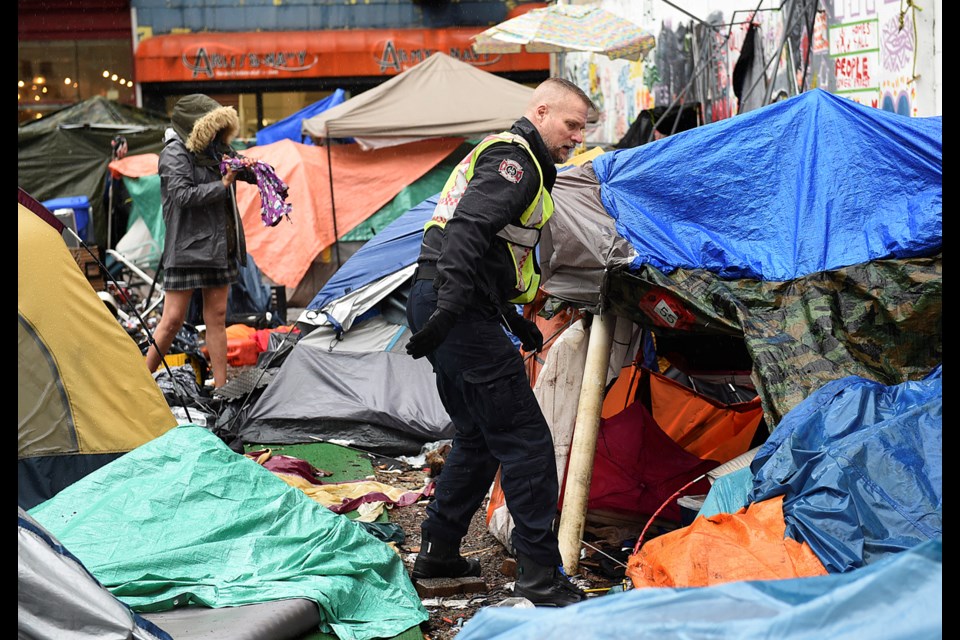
763, 0, 800, 106
325, 137, 342, 268
557, 310, 617, 575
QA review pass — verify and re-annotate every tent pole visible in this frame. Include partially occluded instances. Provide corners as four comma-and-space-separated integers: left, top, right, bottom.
326, 139, 342, 268
557, 310, 617, 575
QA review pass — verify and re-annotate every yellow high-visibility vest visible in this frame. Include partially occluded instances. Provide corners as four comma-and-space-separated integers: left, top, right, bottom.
425, 132, 554, 304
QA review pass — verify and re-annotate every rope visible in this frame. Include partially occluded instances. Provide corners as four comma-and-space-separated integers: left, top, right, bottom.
632, 473, 707, 554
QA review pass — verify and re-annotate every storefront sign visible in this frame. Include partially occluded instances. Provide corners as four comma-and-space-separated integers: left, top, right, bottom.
136, 28, 548, 83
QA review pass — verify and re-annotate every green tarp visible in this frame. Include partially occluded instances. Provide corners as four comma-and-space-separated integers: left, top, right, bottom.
123, 174, 165, 256
29, 425, 428, 640
18, 96, 169, 248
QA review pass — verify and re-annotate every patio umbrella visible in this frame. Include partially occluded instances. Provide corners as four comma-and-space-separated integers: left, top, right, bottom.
472, 3, 655, 61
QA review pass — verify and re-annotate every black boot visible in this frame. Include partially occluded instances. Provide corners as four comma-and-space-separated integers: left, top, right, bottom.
514, 553, 587, 607
411, 531, 481, 580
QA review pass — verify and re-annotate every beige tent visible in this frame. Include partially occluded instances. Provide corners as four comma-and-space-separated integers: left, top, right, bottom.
300, 52, 536, 149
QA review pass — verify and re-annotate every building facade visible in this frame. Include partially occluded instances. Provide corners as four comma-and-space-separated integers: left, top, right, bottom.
19, 1, 551, 134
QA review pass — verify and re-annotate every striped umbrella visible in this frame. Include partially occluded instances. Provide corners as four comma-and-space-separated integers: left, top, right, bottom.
472, 3, 656, 61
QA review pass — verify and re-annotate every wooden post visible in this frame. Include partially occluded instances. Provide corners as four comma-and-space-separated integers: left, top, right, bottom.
557, 311, 616, 574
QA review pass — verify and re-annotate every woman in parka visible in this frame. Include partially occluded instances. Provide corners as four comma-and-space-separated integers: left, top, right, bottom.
145, 94, 255, 388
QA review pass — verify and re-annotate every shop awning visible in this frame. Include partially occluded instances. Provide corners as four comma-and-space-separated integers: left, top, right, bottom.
134, 28, 549, 83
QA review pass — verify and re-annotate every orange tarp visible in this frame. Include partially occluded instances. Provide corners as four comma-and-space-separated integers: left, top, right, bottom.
648, 370, 762, 463
238, 137, 462, 288
602, 366, 763, 464
626, 495, 828, 589
109, 153, 160, 179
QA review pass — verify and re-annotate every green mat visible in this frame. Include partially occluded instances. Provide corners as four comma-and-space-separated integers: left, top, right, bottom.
244, 441, 391, 523
245, 441, 377, 484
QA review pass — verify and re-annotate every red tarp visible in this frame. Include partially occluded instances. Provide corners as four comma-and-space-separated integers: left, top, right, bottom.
561, 400, 716, 523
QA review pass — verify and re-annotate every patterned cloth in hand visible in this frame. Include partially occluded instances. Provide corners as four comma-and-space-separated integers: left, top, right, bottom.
220, 156, 292, 227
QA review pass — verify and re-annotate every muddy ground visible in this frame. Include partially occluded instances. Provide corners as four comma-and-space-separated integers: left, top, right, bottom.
371, 459, 647, 640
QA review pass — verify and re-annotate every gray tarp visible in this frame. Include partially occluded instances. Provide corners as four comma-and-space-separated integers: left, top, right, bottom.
19, 507, 171, 640
540, 161, 635, 311
239, 346, 454, 455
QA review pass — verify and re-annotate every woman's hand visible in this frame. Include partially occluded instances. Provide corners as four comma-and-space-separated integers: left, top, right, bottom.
221, 154, 254, 187
221, 163, 239, 187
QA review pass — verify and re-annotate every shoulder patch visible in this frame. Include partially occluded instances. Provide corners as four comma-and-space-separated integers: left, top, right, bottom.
497, 159, 524, 184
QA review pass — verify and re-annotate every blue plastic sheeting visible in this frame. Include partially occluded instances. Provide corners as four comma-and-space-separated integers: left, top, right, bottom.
698, 467, 752, 520
458, 539, 941, 640
255, 89, 347, 146
29, 425, 428, 640
748, 367, 942, 574
592, 89, 942, 281
306, 194, 437, 311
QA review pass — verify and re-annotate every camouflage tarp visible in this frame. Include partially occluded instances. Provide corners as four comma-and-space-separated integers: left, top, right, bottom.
605, 255, 942, 427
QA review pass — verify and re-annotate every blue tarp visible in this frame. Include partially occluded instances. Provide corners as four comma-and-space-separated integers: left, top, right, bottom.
255, 89, 347, 146
698, 466, 752, 519
306, 194, 437, 311
748, 365, 942, 573
592, 89, 942, 281
458, 538, 941, 640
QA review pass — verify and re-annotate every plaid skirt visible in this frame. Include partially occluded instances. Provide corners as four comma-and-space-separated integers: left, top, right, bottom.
163, 263, 239, 291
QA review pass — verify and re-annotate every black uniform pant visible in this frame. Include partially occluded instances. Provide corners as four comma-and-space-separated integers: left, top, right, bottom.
406, 279, 563, 567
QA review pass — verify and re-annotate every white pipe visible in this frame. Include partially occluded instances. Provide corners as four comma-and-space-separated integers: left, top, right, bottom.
557, 310, 616, 574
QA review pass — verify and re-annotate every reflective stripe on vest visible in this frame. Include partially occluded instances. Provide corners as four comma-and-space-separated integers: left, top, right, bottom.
425, 132, 554, 304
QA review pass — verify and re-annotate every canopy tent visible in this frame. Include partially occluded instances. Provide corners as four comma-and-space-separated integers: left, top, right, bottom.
296, 51, 535, 301
17, 96, 169, 248
18, 189, 177, 510
238, 196, 455, 456
255, 89, 347, 146
301, 52, 535, 149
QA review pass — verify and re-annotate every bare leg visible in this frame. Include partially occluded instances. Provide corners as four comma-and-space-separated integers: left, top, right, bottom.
145, 289, 194, 374
202, 286, 230, 388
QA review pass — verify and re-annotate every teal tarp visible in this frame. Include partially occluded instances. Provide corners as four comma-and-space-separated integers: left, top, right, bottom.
29, 425, 428, 640
123, 174, 165, 254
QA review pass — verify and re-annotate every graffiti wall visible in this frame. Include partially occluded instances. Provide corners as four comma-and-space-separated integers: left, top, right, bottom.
826, 0, 919, 115
562, 0, 924, 146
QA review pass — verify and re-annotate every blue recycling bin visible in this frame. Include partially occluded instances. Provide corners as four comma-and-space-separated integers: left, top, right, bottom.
42, 196, 91, 242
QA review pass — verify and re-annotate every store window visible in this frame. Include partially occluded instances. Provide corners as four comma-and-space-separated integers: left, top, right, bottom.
18, 40, 135, 124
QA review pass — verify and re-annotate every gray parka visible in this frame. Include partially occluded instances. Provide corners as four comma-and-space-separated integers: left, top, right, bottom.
158, 96, 252, 271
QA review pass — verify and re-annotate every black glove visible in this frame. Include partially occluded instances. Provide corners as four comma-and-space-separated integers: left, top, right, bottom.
406, 308, 456, 359
503, 311, 543, 353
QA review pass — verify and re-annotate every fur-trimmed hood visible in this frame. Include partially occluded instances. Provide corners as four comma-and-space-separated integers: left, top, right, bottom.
171, 94, 240, 153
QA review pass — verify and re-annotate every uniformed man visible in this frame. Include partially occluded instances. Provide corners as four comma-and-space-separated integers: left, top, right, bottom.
405, 77, 595, 607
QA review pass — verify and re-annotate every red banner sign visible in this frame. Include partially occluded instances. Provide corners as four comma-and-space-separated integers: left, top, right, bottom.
135, 28, 549, 83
